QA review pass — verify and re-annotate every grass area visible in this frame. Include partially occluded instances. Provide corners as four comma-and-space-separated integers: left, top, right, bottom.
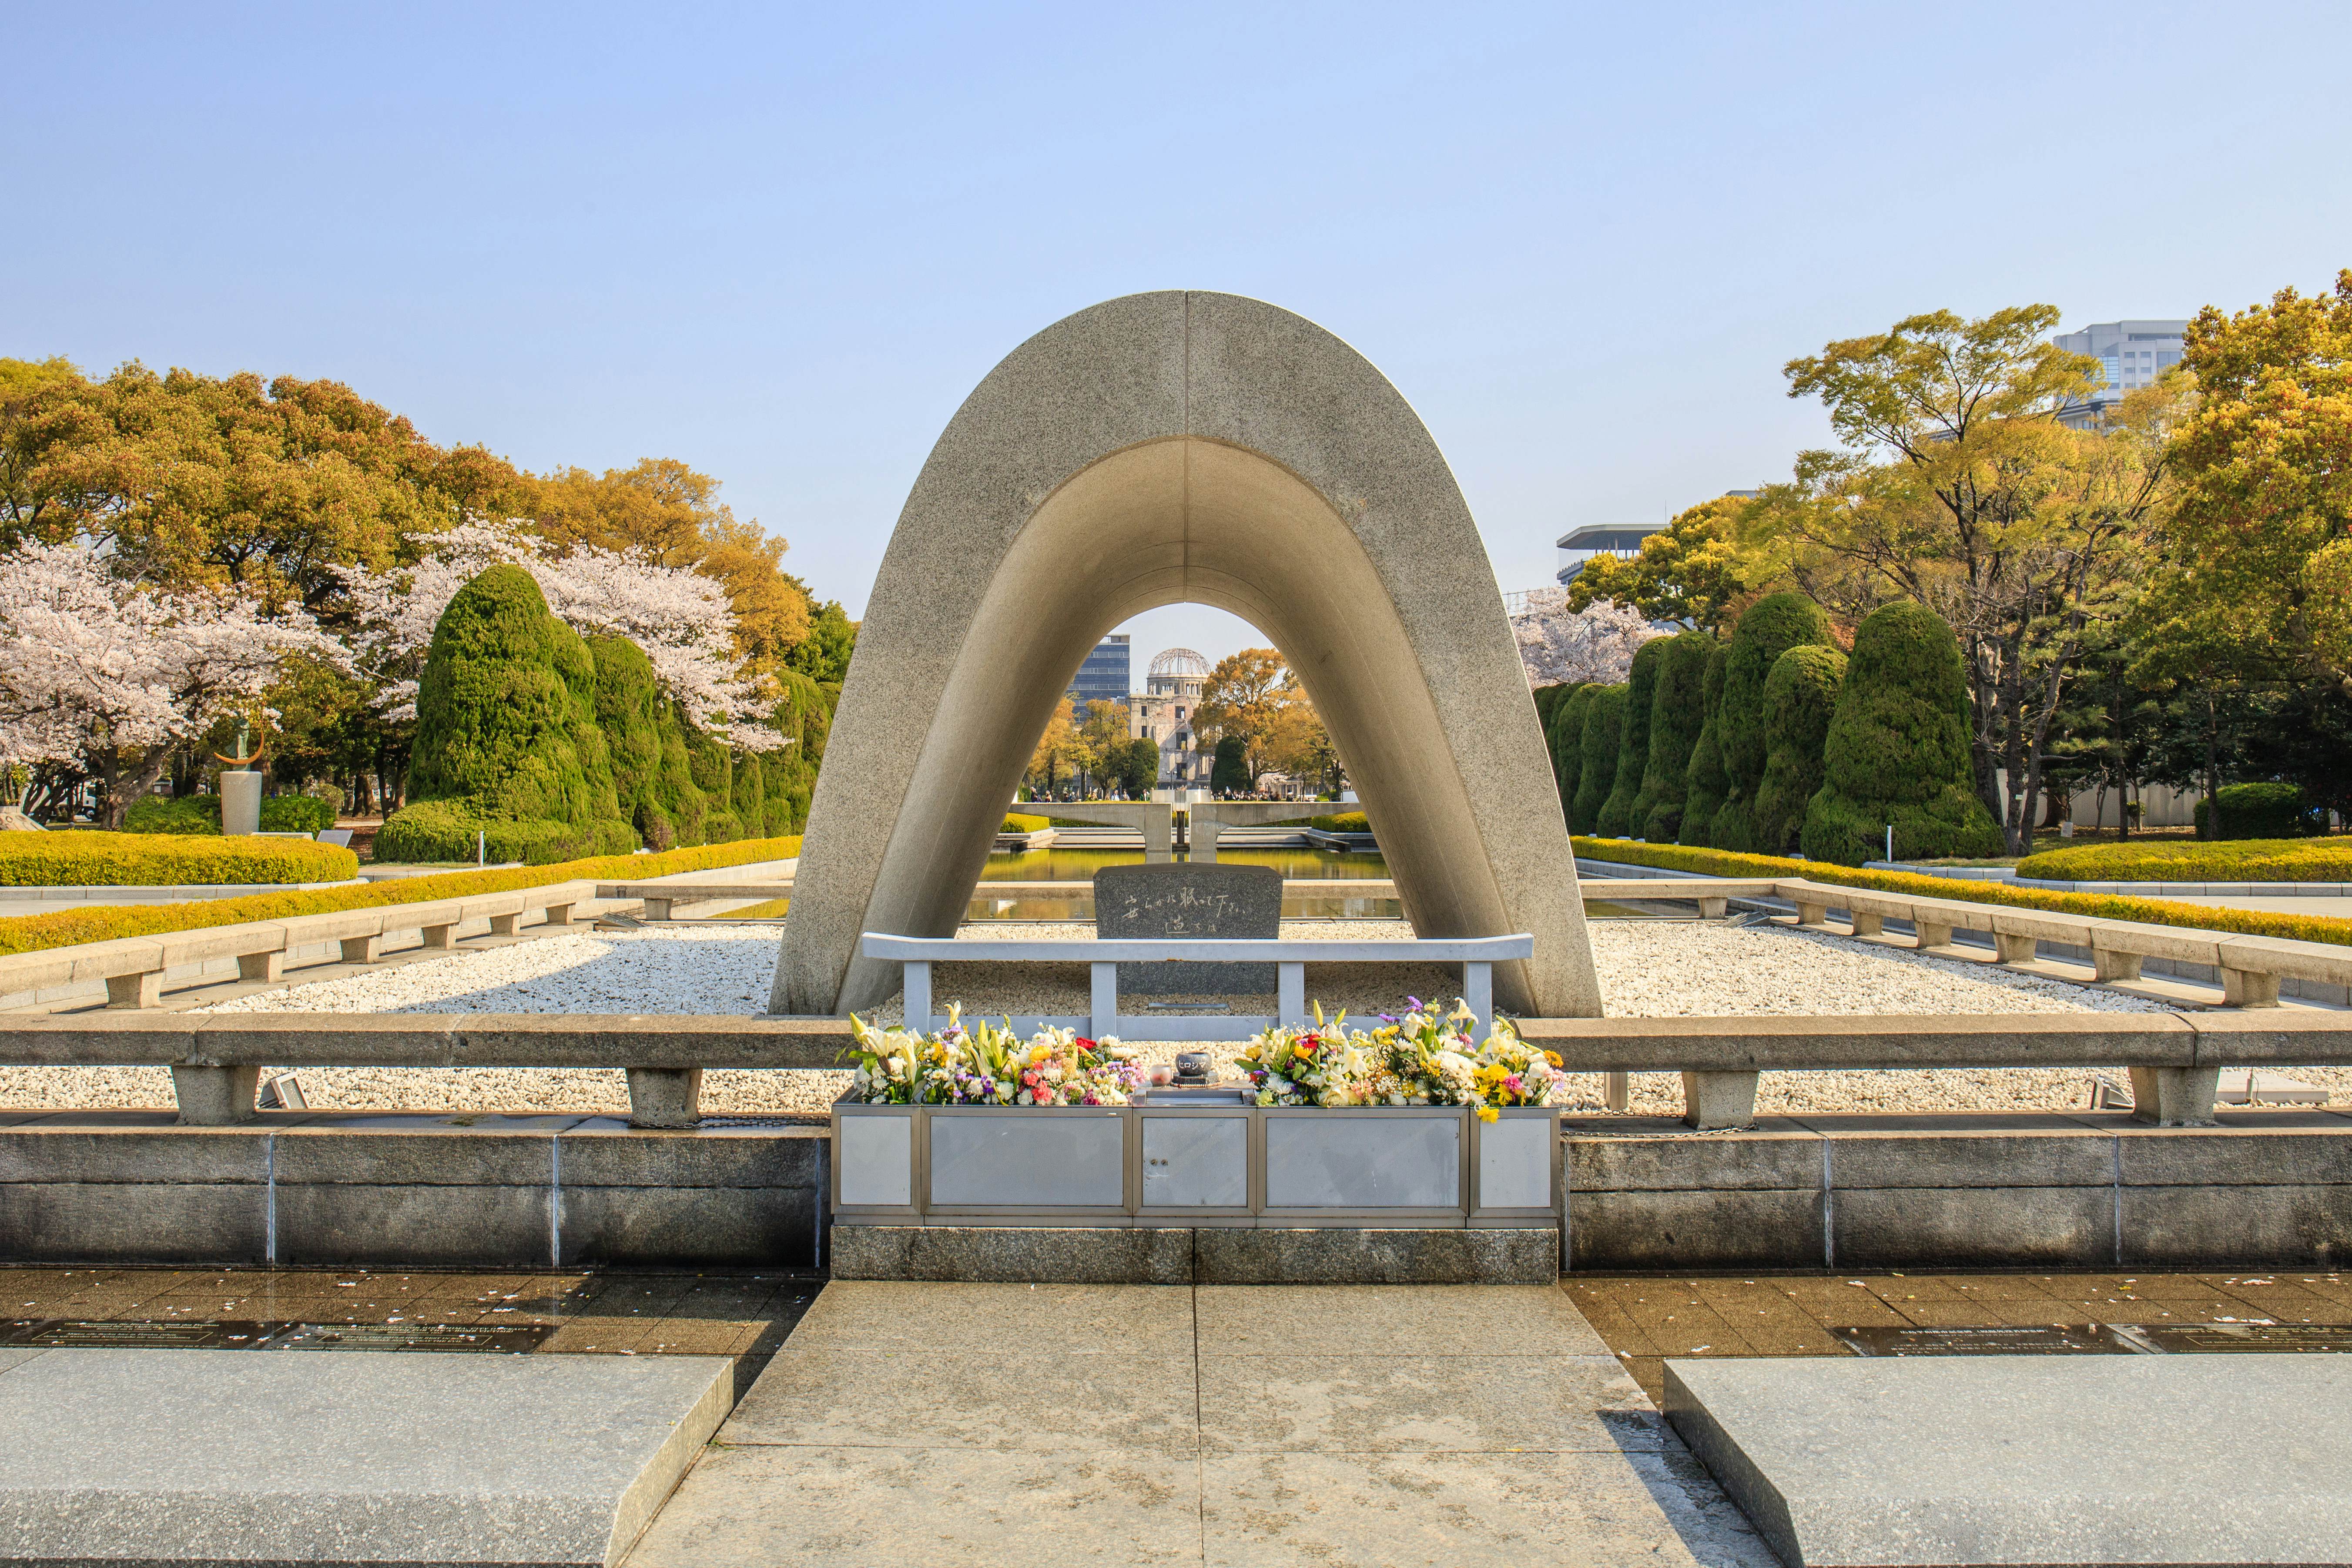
2015, 837, 2352, 883
0, 832, 358, 888
1572, 836, 2352, 949
0, 836, 801, 956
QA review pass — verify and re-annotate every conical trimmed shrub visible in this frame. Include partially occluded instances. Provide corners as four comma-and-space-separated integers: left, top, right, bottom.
1802, 601, 2005, 865
1634, 631, 1712, 842
379, 564, 638, 864
1595, 639, 1666, 837
1547, 683, 1594, 826
1680, 642, 1732, 845
1569, 685, 1626, 834
1711, 593, 1832, 852
1754, 644, 1847, 854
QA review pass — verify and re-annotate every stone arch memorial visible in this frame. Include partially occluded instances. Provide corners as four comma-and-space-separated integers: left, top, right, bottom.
770, 291, 1601, 1019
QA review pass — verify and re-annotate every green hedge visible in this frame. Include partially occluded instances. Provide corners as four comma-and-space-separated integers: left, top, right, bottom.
375, 798, 640, 866
1713, 592, 1832, 853
1634, 632, 1711, 843
1571, 686, 1626, 835
1680, 643, 1731, 845
0, 832, 358, 888
0, 836, 802, 956
1753, 643, 1846, 855
2191, 783, 2319, 841
2014, 837, 2352, 883
125, 795, 339, 835
1572, 836, 2352, 948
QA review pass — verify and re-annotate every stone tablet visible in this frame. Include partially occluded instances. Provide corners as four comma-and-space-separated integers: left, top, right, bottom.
1833, 1323, 2138, 1357
1095, 862, 1281, 995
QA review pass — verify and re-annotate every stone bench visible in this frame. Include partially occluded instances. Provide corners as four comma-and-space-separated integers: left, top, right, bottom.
1514, 1010, 2352, 1131
0, 1012, 856, 1127
0, 881, 596, 1010
1760, 877, 2352, 1008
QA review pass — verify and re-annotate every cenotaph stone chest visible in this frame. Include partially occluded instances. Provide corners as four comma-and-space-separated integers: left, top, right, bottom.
1093, 862, 1280, 995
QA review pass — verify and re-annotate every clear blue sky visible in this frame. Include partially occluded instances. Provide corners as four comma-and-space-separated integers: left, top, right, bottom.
11, 3, 2351, 668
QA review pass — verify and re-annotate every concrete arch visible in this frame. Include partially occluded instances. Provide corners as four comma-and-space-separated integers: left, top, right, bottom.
771, 291, 1600, 1019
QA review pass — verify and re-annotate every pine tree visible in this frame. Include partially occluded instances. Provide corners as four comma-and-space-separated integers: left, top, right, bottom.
1803, 601, 2006, 864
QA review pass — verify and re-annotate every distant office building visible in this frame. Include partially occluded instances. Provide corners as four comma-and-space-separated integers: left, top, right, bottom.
1555, 523, 1662, 586
1129, 647, 1210, 787
2052, 319, 2188, 429
1069, 634, 1130, 714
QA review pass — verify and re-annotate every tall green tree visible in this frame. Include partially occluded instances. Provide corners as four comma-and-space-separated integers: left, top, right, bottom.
1547, 684, 1595, 827
1757, 306, 2174, 851
1803, 602, 2004, 865
1753, 644, 1846, 854
1565, 495, 1752, 633
1710, 593, 1831, 851
1570, 686, 1625, 834
1632, 632, 1711, 841
1680, 642, 1732, 845
1595, 639, 1667, 836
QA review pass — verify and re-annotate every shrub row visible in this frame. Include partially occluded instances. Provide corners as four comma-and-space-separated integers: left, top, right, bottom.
2014, 835, 2352, 883
1571, 837, 2352, 949
0, 836, 801, 957
0, 833, 359, 889
125, 795, 339, 835
1003, 814, 1049, 833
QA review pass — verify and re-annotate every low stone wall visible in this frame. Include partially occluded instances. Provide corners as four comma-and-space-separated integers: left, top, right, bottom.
0, 1111, 827, 1270
10, 1108, 2349, 1276
1567, 1111, 2352, 1272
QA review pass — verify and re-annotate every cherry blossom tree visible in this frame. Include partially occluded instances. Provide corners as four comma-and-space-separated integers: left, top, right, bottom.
334, 519, 781, 749
0, 541, 347, 826
1510, 590, 1664, 688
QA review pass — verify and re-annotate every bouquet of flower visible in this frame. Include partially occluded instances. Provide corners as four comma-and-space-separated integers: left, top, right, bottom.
1363, 998, 1567, 1121
845, 1007, 1145, 1106
1235, 1004, 1377, 1106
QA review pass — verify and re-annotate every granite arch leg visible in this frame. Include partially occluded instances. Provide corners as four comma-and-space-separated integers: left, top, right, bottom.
771, 291, 1600, 1019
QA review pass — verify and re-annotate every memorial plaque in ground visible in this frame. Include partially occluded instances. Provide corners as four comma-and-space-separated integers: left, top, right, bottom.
1095, 863, 1280, 995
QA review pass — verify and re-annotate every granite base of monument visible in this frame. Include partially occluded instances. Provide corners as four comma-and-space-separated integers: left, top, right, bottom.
830, 1224, 1560, 1284
1663, 1354, 2352, 1566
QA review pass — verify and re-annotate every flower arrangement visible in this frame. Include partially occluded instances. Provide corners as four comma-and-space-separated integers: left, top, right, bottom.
1236, 998, 1567, 1121
846, 1006, 1146, 1106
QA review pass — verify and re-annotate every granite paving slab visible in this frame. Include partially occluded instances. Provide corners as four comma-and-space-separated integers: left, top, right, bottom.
0, 1347, 732, 1568
1197, 1283, 1609, 1355
719, 1344, 1201, 1454
1196, 1352, 1663, 1454
1664, 1353, 2352, 1566
624, 1442, 1205, 1566
781, 1278, 1197, 1355
1196, 1449, 1779, 1567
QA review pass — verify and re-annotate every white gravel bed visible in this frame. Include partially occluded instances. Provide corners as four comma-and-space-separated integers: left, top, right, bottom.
3, 918, 2340, 1116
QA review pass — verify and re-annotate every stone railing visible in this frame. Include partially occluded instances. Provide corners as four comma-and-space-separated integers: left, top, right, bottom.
7, 1010, 2341, 1133
598, 876, 1408, 919
0, 881, 598, 1011
1576, 875, 2352, 1009
860, 931, 1535, 1041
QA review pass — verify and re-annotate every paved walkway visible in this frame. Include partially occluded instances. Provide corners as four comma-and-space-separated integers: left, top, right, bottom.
625, 1283, 1776, 1567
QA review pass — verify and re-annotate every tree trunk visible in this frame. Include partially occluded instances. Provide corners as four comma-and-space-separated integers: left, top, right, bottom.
2201, 691, 2223, 841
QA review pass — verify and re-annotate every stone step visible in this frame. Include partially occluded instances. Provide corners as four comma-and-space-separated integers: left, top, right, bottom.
1664, 1353, 2352, 1566
0, 1347, 733, 1567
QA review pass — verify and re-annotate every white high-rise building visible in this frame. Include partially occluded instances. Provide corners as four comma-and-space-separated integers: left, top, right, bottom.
2052, 319, 2188, 428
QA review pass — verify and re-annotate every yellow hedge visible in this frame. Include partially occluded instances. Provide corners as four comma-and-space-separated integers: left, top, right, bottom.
1002, 814, 1049, 834
0, 836, 801, 957
2014, 837, 2352, 883
0, 832, 358, 888
1572, 836, 2352, 949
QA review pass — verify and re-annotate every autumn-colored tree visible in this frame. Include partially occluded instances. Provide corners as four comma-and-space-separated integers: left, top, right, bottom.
1751, 306, 2176, 851
1192, 648, 1289, 785
1565, 496, 1752, 633
1025, 696, 1079, 797
2138, 271, 2352, 700
1075, 698, 1132, 793
1261, 694, 1342, 796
